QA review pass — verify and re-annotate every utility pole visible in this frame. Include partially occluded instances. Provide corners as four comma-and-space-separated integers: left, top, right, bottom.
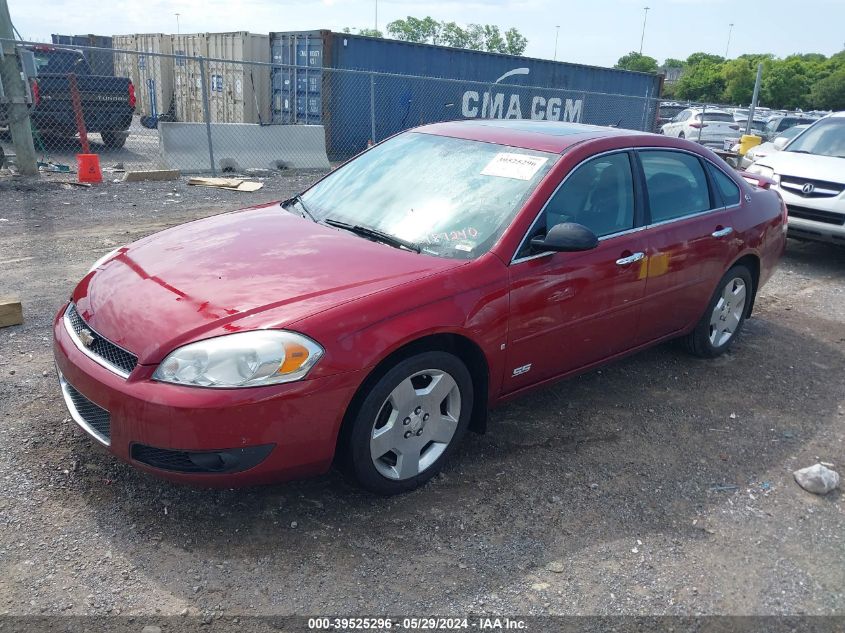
725, 23, 734, 58
639, 7, 650, 55
0, 0, 37, 175
374, 0, 378, 33
553, 25, 560, 61
746, 62, 764, 136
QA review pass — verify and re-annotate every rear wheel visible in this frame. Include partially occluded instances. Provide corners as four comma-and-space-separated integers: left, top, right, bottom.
101, 131, 128, 149
684, 265, 753, 358
678, 131, 686, 139
344, 351, 473, 495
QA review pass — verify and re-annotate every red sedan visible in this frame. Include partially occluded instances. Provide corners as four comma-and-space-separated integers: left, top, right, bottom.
53, 120, 786, 494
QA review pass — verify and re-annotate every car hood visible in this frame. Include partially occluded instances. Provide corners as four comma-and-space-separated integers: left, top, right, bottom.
72, 206, 462, 364
757, 151, 845, 183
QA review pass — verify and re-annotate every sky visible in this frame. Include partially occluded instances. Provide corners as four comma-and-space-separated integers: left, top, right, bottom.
8, 0, 845, 68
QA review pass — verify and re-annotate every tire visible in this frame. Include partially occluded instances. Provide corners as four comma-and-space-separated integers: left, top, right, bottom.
678, 131, 685, 139
101, 131, 128, 149
343, 351, 473, 495
0, 144, 5, 169
683, 265, 753, 358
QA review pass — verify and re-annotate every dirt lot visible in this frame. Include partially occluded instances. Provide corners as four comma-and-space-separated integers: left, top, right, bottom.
0, 172, 843, 620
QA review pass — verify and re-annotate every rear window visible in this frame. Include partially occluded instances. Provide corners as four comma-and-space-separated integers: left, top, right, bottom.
640, 150, 711, 222
708, 164, 741, 206
696, 112, 735, 123
30, 49, 87, 74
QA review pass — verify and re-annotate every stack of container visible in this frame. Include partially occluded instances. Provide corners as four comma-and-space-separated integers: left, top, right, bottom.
171, 33, 208, 124
50, 34, 115, 76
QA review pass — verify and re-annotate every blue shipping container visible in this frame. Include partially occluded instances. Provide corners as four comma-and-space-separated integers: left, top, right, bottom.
50, 34, 115, 76
270, 30, 662, 159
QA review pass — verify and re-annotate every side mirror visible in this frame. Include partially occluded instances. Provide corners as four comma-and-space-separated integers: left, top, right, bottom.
530, 222, 599, 253
773, 136, 790, 151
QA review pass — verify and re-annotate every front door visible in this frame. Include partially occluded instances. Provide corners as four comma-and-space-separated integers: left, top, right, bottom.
505, 151, 649, 393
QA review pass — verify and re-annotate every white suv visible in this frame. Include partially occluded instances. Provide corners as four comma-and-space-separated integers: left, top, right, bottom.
660, 107, 741, 148
747, 112, 845, 246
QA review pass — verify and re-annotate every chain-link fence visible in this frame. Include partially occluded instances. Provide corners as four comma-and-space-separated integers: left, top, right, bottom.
1, 39, 661, 175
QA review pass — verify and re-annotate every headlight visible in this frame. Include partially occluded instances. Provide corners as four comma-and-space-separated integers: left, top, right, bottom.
88, 247, 121, 274
152, 330, 324, 388
747, 164, 774, 179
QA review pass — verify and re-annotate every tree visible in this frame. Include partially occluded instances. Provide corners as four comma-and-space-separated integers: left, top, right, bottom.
721, 58, 757, 105
686, 52, 725, 66
663, 58, 685, 69
675, 61, 725, 102
342, 27, 383, 38
809, 68, 845, 110
615, 51, 659, 73
762, 58, 813, 109
386, 16, 528, 55
504, 27, 528, 56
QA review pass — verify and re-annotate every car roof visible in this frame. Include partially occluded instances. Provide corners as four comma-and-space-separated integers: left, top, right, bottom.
414, 120, 647, 154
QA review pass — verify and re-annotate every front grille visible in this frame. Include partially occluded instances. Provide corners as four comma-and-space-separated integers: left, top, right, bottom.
780, 175, 845, 199
63, 381, 111, 443
65, 304, 138, 377
787, 205, 845, 226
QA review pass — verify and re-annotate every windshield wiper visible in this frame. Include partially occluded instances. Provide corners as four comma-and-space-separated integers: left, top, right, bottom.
281, 194, 318, 223
324, 218, 421, 253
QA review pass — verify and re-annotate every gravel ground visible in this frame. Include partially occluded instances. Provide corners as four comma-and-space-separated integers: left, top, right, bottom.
0, 172, 843, 619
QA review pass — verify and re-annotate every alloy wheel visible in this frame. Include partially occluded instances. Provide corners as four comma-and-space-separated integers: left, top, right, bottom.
370, 369, 461, 480
709, 277, 747, 347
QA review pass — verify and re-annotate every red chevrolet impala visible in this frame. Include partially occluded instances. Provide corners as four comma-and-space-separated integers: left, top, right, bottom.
53, 120, 786, 494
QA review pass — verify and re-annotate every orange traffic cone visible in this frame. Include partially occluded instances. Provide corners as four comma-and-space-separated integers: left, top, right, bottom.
77, 154, 102, 184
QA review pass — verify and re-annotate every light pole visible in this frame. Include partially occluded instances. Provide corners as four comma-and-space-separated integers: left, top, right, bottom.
374, 0, 378, 33
639, 6, 650, 55
554, 25, 560, 61
175, 13, 180, 36
725, 23, 734, 58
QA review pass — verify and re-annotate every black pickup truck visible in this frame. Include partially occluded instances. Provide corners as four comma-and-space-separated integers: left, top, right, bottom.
1, 45, 135, 149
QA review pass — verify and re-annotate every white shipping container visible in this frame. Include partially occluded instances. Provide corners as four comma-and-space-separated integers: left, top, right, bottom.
112, 34, 175, 120
112, 34, 137, 93
171, 33, 208, 123
133, 34, 174, 119
204, 32, 271, 124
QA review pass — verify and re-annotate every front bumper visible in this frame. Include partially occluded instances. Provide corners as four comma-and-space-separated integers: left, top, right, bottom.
776, 187, 845, 246
53, 305, 364, 486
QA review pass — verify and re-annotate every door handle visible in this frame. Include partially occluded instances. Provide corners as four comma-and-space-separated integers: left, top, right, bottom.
616, 252, 645, 266
712, 226, 734, 238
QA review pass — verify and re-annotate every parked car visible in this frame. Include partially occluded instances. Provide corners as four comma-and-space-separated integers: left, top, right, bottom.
733, 113, 768, 138
748, 112, 845, 245
661, 108, 741, 148
54, 120, 786, 494
654, 102, 687, 133
763, 115, 815, 142
0, 45, 135, 149
740, 124, 809, 169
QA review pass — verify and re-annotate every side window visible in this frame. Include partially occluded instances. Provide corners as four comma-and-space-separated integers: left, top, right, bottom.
707, 163, 741, 206
640, 150, 711, 223
542, 153, 635, 239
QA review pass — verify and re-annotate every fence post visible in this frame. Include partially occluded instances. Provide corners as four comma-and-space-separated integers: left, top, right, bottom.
369, 73, 376, 144
197, 55, 216, 175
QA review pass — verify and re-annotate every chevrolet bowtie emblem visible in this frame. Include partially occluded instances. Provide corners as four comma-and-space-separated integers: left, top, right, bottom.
78, 329, 95, 347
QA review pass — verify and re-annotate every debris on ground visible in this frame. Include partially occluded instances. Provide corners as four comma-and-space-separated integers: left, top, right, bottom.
0, 297, 23, 328
123, 170, 180, 183
187, 177, 264, 192
793, 463, 841, 495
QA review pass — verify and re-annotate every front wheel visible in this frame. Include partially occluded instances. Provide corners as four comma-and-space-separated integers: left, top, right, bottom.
684, 265, 753, 358
344, 351, 473, 495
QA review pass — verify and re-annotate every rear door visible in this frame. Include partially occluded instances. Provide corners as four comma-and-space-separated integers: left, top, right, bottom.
634, 149, 742, 344
505, 150, 649, 392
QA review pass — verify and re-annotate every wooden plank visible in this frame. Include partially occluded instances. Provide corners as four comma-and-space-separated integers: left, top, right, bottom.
122, 170, 180, 182
187, 177, 263, 192
0, 298, 23, 328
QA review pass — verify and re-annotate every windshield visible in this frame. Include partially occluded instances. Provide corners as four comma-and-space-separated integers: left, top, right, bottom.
299, 132, 557, 259
785, 118, 845, 158
778, 125, 808, 141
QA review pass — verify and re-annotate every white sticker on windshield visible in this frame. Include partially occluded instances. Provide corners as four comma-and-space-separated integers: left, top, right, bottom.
481, 153, 548, 181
